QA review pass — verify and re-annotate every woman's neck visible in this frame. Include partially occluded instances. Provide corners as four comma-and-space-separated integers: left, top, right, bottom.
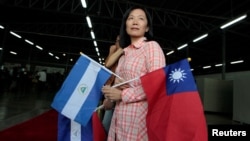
130, 36, 143, 44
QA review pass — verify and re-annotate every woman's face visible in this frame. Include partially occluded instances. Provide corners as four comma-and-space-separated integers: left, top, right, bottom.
126, 8, 149, 39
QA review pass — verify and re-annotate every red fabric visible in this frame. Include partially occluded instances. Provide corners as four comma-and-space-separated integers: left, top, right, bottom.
92, 112, 107, 141
141, 68, 208, 141
0, 109, 57, 141
0, 110, 106, 141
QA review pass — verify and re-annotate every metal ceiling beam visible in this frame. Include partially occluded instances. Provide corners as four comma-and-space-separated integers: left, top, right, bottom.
6, 0, 215, 32
2, 0, 218, 52
88, 0, 215, 32
8, 22, 120, 43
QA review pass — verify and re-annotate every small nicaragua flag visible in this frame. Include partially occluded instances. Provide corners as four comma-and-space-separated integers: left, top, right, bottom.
58, 112, 107, 141
51, 54, 112, 126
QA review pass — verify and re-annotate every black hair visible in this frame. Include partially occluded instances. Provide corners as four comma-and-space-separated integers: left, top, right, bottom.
119, 6, 154, 48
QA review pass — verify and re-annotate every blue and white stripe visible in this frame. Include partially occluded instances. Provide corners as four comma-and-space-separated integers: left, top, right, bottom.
52, 54, 111, 126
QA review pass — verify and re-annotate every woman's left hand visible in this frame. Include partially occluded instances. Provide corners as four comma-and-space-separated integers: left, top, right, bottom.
102, 85, 122, 102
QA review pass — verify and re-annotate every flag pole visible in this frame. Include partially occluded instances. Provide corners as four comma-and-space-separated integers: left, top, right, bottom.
80, 52, 135, 88
112, 77, 139, 88
94, 105, 104, 111
111, 57, 191, 89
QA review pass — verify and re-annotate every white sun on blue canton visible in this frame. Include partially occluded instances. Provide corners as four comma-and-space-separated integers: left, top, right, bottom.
169, 68, 187, 83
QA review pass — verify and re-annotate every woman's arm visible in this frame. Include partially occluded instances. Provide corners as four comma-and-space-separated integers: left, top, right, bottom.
105, 46, 123, 68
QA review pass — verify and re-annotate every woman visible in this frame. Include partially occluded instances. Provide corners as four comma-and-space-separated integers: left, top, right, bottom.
102, 35, 123, 134
102, 6, 166, 141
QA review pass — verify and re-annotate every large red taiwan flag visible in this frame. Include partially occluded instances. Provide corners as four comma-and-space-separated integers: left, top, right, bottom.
141, 59, 207, 141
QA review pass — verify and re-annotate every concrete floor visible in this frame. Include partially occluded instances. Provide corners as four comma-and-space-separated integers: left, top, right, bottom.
0, 85, 55, 131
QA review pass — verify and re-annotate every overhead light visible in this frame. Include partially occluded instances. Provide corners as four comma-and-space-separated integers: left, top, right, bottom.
48, 52, 54, 56
25, 39, 34, 45
81, 0, 87, 8
98, 58, 102, 64
0, 25, 4, 29
93, 41, 97, 46
177, 44, 188, 50
220, 14, 247, 29
90, 30, 95, 39
86, 16, 92, 28
230, 60, 244, 64
203, 65, 211, 69
166, 50, 174, 55
10, 31, 22, 38
10, 51, 17, 55
35, 45, 43, 50
0, 48, 2, 50
55, 56, 60, 60
193, 34, 208, 42
95, 47, 99, 52
215, 63, 223, 67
